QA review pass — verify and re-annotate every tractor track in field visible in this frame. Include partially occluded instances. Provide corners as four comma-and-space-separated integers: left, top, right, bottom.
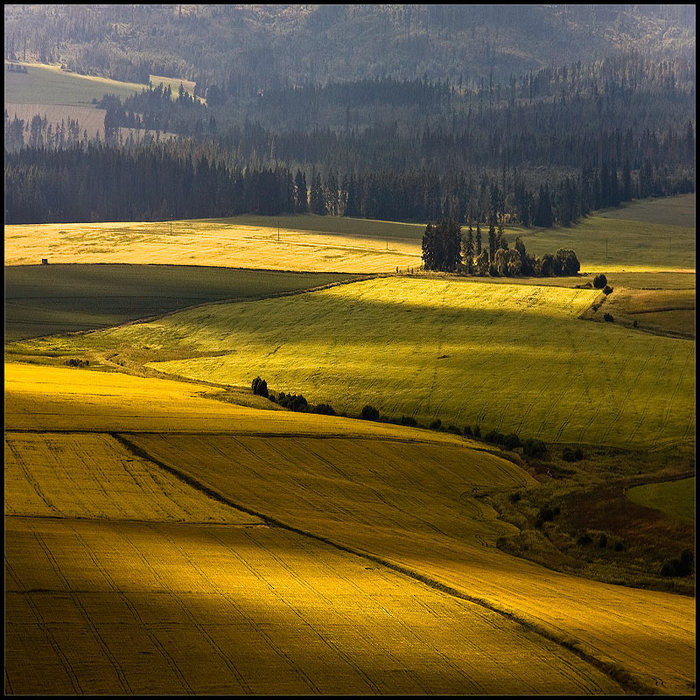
106, 431, 658, 696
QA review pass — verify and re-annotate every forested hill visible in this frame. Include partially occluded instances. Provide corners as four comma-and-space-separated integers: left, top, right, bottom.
4, 4, 696, 90
3, 5, 695, 226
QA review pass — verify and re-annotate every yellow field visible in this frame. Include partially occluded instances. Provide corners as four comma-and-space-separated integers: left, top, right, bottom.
4, 218, 421, 273
5, 515, 625, 695
4, 432, 259, 523
21, 275, 693, 450
3, 361, 696, 695
5, 362, 629, 695
129, 431, 696, 696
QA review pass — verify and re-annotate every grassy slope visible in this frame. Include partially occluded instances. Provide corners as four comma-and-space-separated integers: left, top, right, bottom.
16, 276, 693, 451
627, 477, 695, 523
4, 264, 358, 340
4, 60, 145, 104
4, 362, 692, 695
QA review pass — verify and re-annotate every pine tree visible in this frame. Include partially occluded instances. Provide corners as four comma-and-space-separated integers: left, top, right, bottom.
309, 171, 326, 215
488, 214, 497, 262
294, 169, 308, 212
475, 222, 482, 256
463, 222, 474, 274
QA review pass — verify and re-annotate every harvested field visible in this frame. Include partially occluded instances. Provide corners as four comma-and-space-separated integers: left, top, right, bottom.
127, 431, 697, 696
4, 432, 259, 524
4, 217, 422, 273
3, 361, 695, 694
5, 516, 624, 695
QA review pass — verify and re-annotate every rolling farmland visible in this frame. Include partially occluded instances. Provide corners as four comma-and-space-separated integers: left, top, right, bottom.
14, 275, 693, 451
3, 362, 695, 695
3, 195, 696, 696
4, 194, 695, 275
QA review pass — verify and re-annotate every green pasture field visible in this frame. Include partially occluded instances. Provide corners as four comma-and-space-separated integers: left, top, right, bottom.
597, 194, 696, 228
4, 60, 145, 105
12, 276, 694, 452
514, 200, 696, 273
4, 264, 357, 341
211, 213, 427, 241
627, 477, 695, 523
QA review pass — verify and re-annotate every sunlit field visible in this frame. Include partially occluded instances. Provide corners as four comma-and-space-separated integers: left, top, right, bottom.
515, 194, 695, 273
5, 195, 694, 277
4, 60, 146, 104
3, 361, 695, 695
4, 216, 423, 273
14, 276, 693, 451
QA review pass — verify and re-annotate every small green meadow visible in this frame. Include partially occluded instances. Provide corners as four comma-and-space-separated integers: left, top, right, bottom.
627, 478, 695, 523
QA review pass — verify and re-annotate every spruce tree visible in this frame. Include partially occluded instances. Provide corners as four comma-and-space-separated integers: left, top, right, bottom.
488, 214, 496, 262
294, 169, 308, 213
463, 223, 474, 274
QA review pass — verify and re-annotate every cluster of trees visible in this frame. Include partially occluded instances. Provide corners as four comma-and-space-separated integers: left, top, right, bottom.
421, 218, 580, 278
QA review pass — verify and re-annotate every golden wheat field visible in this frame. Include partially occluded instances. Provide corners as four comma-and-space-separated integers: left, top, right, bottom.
3, 361, 696, 695
5, 364, 628, 696
4, 218, 421, 273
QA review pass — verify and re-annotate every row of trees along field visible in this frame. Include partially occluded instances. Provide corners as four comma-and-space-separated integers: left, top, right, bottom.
421, 217, 580, 277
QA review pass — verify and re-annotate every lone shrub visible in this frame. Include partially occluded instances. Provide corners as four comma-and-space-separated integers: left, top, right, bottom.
614, 540, 626, 552
593, 273, 608, 289
562, 446, 584, 462
430, 418, 442, 430
473, 425, 481, 438
598, 533, 608, 548
251, 376, 268, 398
509, 491, 522, 503
603, 285, 613, 295
360, 404, 380, 421
577, 532, 593, 545
484, 429, 504, 445
278, 393, 308, 411
603, 312, 614, 322
503, 433, 521, 450
535, 505, 558, 528
662, 550, 694, 577
523, 438, 547, 459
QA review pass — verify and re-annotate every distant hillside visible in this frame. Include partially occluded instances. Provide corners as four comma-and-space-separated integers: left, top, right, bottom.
4, 4, 696, 91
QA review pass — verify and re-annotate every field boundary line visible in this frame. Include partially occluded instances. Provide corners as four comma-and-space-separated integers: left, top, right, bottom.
112, 432, 661, 696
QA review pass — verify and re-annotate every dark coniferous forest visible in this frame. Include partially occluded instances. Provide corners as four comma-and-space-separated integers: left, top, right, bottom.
3, 4, 696, 226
